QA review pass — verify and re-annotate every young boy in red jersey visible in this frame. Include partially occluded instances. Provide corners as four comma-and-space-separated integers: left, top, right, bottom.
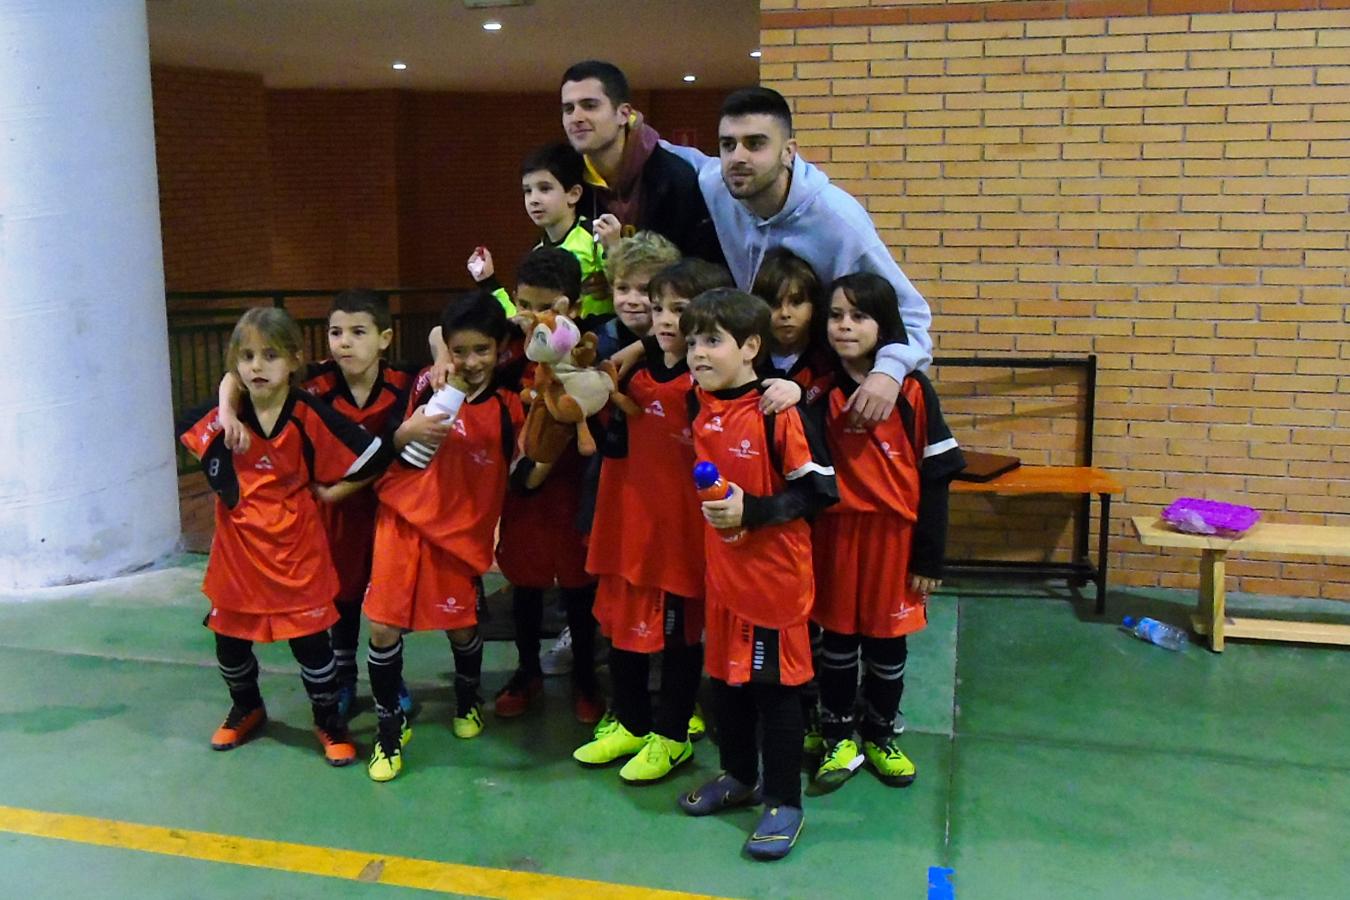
492, 247, 607, 724
179, 307, 385, 766
217, 290, 419, 718
362, 290, 529, 783
467, 142, 610, 325
677, 288, 837, 861
575, 259, 733, 783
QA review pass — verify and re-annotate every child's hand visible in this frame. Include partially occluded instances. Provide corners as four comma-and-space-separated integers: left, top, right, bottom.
399, 405, 452, 448
218, 407, 251, 454
760, 378, 802, 413
910, 574, 941, 597
701, 482, 745, 530
593, 214, 622, 251
429, 354, 457, 392
844, 371, 900, 429
467, 246, 494, 283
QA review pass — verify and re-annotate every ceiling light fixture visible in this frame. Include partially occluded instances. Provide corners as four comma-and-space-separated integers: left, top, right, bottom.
483, 20, 503, 31
391, 62, 407, 70
682, 74, 696, 83
750, 49, 762, 58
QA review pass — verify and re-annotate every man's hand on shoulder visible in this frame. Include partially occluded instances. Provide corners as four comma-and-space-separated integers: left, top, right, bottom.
844, 371, 900, 429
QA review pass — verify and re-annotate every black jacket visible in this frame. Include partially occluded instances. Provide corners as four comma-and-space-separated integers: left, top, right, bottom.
584, 144, 726, 268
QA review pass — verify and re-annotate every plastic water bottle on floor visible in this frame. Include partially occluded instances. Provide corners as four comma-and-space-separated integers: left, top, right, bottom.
1122, 616, 1188, 651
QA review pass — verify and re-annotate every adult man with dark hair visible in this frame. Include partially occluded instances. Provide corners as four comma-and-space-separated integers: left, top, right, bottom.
665, 86, 933, 427
560, 60, 723, 265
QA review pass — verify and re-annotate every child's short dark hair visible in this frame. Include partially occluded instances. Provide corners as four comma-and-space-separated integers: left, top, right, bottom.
517, 246, 582, 303
680, 288, 772, 363
720, 86, 793, 136
520, 142, 584, 192
331, 288, 392, 331
560, 60, 630, 105
829, 273, 908, 348
648, 259, 734, 302
442, 289, 508, 343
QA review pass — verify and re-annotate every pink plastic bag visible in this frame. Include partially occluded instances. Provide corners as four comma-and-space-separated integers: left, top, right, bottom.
1162, 498, 1260, 537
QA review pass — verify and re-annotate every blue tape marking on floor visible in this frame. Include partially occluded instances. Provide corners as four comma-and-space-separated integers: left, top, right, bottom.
928, 866, 955, 900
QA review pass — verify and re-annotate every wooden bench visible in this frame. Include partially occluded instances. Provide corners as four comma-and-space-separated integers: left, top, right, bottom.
1132, 516, 1350, 652
951, 466, 1123, 613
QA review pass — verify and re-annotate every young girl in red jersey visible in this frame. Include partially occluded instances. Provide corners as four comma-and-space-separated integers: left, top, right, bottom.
575, 258, 733, 783
178, 307, 385, 767
751, 248, 829, 392
362, 290, 529, 783
809, 273, 964, 790
217, 290, 419, 719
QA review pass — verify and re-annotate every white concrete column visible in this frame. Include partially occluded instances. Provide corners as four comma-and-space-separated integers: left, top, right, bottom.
0, 0, 179, 588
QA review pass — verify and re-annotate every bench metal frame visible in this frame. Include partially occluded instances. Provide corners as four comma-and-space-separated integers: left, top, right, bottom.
935, 355, 1113, 613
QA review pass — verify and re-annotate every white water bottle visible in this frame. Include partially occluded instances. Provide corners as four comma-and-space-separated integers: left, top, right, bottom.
401, 384, 466, 468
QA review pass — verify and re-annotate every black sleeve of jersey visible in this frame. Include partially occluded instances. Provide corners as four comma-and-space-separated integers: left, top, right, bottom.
480, 273, 506, 297
175, 398, 217, 439
599, 408, 629, 458
741, 404, 838, 530
296, 392, 385, 482
910, 480, 950, 580
911, 371, 966, 483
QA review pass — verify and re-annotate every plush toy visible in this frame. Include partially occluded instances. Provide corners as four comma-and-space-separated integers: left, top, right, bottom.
517, 309, 640, 460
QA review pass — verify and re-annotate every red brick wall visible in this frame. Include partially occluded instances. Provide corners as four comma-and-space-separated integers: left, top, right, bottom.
762, 0, 1350, 599
266, 90, 402, 289
151, 66, 273, 291
151, 75, 728, 294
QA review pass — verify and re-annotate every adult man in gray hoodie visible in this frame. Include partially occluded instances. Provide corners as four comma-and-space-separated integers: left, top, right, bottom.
664, 87, 932, 426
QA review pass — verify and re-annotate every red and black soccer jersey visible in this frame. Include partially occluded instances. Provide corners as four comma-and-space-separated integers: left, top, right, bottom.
374, 368, 525, 576
762, 346, 830, 394
690, 383, 837, 629
302, 359, 418, 438
302, 359, 419, 603
586, 342, 704, 598
177, 390, 384, 619
818, 370, 964, 519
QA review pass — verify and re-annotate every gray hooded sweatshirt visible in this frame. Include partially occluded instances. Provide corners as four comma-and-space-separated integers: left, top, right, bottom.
663, 142, 933, 379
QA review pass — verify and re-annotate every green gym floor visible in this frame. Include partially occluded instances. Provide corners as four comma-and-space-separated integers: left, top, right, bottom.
1, 556, 1347, 899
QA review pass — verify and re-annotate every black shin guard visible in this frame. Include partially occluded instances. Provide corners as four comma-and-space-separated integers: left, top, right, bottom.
214, 634, 263, 711
367, 638, 405, 721
330, 602, 362, 688
818, 630, 862, 743
289, 630, 340, 725
859, 635, 908, 745
449, 631, 483, 715
561, 584, 598, 694
511, 586, 545, 676
608, 648, 653, 736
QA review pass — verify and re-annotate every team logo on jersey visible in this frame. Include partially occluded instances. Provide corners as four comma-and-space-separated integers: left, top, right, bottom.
677, 427, 695, 447
254, 453, 275, 471
729, 438, 759, 460
805, 384, 826, 404
436, 596, 463, 615
880, 440, 901, 460
631, 621, 652, 639
646, 399, 666, 417
704, 415, 724, 433
452, 417, 468, 437
469, 448, 493, 467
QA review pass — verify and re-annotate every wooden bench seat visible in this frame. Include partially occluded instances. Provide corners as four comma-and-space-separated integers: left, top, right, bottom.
949, 466, 1123, 612
1132, 516, 1350, 652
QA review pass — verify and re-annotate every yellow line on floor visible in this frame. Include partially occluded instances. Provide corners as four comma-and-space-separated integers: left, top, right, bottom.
0, 804, 730, 900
